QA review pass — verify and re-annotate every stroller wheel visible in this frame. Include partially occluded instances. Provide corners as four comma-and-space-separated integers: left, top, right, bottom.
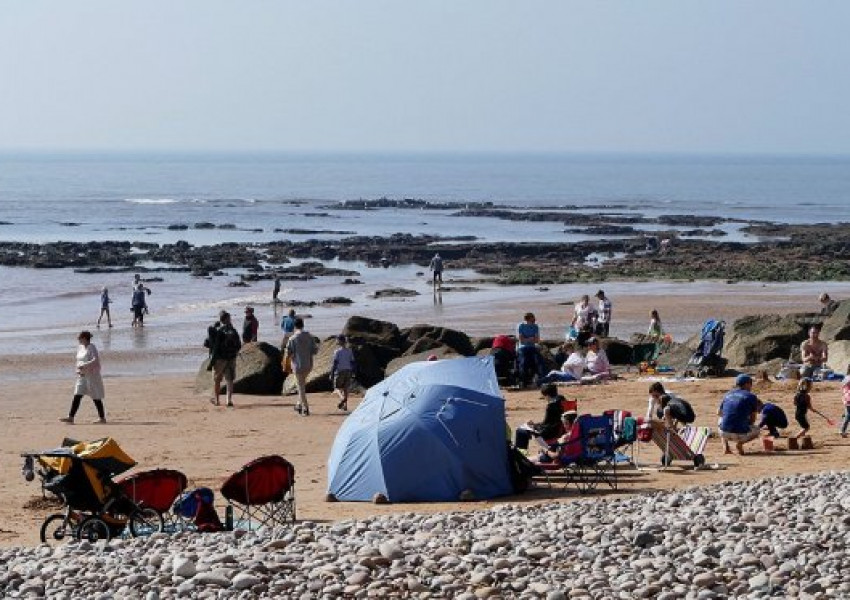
693, 454, 706, 468
40, 513, 77, 544
129, 507, 164, 537
660, 454, 673, 467
77, 516, 111, 543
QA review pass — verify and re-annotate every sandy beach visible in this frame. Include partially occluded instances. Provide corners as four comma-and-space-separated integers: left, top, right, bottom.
5, 366, 848, 548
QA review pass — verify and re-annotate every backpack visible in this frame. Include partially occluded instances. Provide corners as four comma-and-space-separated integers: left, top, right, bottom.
668, 397, 696, 424
219, 326, 242, 359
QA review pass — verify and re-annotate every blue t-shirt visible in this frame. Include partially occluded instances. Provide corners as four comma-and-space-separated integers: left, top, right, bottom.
517, 322, 539, 347
280, 316, 296, 334
719, 388, 758, 434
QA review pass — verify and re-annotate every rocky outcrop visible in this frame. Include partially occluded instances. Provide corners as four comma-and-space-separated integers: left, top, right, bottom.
195, 342, 284, 395
822, 300, 850, 342
400, 325, 475, 357
723, 314, 814, 367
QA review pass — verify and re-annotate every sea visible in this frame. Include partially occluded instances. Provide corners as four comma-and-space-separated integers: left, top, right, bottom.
1, 152, 849, 379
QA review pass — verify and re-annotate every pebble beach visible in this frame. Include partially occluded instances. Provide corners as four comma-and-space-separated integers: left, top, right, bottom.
3, 471, 849, 599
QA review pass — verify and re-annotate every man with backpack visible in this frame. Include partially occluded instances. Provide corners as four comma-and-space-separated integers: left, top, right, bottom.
206, 310, 242, 407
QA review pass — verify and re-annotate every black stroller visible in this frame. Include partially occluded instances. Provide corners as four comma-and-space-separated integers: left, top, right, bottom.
683, 319, 727, 378
22, 437, 164, 544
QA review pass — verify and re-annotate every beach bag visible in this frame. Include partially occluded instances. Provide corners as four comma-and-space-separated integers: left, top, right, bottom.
173, 487, 223, 533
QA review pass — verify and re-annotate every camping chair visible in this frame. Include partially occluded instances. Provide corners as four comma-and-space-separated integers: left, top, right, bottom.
220, 455, 296, 531
117, 469, 188, 533
604, 409, 637, 464
646, 421, 708, 469
534, 415, 618, 494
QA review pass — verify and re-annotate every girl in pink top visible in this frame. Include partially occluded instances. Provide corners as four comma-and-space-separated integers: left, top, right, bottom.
840, 376, 850, 437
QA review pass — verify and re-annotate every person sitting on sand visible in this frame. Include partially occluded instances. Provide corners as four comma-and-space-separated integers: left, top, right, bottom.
536, 411, 581, 462
718, 374, 760, 455
516, 312, 545, 387
819, 293, 839, 317
584, 337, 611, 380
757, 401, 789, 439
514, 384, 567, 450
539, 342, 584, 384
800, 325, 828, 379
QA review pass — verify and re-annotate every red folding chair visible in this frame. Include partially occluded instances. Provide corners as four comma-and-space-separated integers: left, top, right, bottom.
220, 455, 296, 531
117, 469, 188, 532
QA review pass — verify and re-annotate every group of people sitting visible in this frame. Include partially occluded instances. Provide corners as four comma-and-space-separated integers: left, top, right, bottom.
501, 312, 612, 389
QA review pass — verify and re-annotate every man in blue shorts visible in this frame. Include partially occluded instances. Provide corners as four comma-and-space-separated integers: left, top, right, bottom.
718, 374, 760, 455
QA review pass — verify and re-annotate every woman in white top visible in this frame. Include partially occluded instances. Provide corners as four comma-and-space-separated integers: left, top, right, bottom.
60, 331, 106, 424
584, 337, 611, 378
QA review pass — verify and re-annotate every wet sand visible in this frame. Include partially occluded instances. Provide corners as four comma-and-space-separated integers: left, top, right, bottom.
4, 372, 848, 548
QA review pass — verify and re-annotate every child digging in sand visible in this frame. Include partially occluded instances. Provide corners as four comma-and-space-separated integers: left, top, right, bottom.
794, 378, 813, 438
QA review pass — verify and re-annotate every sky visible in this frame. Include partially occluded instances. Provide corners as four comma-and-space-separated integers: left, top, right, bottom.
1, 1, 849, 154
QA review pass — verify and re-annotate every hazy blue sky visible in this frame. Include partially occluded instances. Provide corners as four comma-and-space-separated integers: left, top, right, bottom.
1, 1, 848, 154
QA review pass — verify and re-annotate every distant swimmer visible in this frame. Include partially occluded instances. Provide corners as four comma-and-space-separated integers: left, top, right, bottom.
97, 287, 112, 328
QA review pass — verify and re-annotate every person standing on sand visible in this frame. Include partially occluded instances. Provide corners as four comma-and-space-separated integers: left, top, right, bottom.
595, 290, 612, 337
429, 253, 444, 288
331, 334, 356, 412
272, 276, 282, 304
800, 325, 828, 379
516, 312, 544, 388
97, 287, 112, 328
793, 378, 814, 439
571, 295, 593, 346
131, 284, 147, 327
839, 375, 850, 438
207, 311, 241, 407
285, 318, 318, 416
647, 309, 664, 340
242, 306, 259, 343
280, 308, 296, 351
60, 331, 106, 424
717, 374, 760, 455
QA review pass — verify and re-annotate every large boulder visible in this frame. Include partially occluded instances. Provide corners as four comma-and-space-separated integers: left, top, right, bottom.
385, 347, 460, 377
195, 342, 285, 395
400, 325, 475, 356
723, 313, 812, 367
599, 339, 633, 366
827, 340, 850, 374
342, 316, 403, 348
822, 300, 850, 342
342, 316, 403, 373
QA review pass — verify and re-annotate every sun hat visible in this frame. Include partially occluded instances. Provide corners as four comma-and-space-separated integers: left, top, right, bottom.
735, 373, 753, 387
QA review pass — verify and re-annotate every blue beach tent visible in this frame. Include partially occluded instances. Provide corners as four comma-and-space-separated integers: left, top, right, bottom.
327, 356, 513, 502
